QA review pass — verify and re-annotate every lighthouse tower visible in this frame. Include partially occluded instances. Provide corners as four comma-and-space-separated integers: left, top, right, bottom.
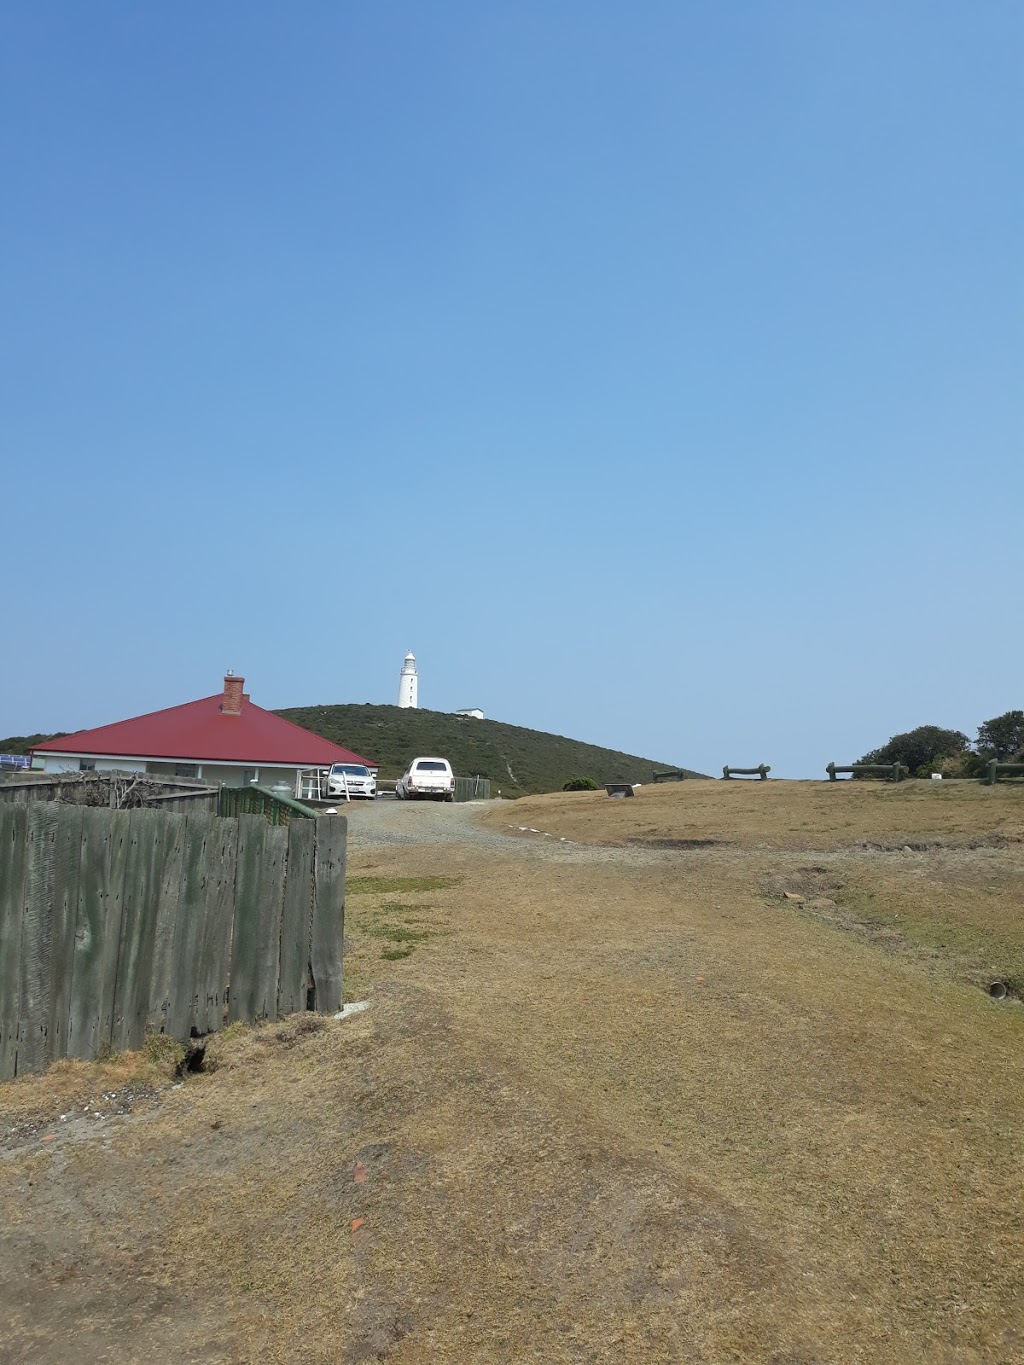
398, 651, 418, 709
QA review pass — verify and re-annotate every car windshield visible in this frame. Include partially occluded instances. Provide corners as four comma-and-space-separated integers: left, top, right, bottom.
414, 761, 448, 771
334, 765, 368, 776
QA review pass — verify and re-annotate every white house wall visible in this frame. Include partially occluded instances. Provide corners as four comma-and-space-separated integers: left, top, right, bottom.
39, 755, 147, 775
145, 761, 303, 789
37, 754, 304, 790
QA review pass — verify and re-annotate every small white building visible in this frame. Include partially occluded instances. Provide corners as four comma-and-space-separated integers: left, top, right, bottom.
454, 708, 484, 720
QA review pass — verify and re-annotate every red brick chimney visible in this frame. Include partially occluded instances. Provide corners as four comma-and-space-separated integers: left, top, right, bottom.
221, 672, 245, 716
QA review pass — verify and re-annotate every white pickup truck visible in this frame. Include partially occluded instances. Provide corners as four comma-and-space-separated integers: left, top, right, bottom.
395, 756, 456, 802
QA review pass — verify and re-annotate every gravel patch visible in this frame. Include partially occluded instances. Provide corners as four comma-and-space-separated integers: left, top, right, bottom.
342, 799, 547, 856
341, 799, 683, 869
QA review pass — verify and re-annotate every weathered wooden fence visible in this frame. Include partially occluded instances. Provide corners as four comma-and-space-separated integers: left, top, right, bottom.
454, 775, 491, 801
0, 772, 214, 807
0, 804, 346, 1080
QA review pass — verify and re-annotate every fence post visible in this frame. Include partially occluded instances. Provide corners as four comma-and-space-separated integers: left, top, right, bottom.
311, 816, 347, 1014
111, 810, 165, 1054
147, 814, 185, 1034
18, 805, 58, 1075
196, 815, 239, 1034
278, 819, 315, 1017
985, 758, 998, 786
48, 805, 85, 1063
0, 806, 29, 1081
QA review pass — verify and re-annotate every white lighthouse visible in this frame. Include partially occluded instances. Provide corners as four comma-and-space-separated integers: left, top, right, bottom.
398, 651, 418, 708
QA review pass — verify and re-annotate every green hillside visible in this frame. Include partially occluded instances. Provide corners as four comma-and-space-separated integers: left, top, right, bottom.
275, 703, 702, 796
0, 733, 68, 755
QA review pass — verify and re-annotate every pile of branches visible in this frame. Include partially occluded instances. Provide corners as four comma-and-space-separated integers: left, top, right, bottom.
46, 772, 198, 810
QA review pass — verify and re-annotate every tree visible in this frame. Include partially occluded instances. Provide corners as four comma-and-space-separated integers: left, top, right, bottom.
976, 710, 1024, 761
0, 732, 66, 755
857, 725, 970, 777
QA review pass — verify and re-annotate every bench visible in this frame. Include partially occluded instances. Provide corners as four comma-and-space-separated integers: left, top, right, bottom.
983, 759, 1024, 785
826, 762, 909, 783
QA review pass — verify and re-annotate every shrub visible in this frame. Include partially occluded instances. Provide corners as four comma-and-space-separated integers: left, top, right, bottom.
920, 752, 986, 779
856, 726, 970, 777
976, 710, 1024, 762
563, 776, 599, 791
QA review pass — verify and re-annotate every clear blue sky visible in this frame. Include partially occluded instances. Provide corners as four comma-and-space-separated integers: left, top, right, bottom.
2, 3, 1021, 777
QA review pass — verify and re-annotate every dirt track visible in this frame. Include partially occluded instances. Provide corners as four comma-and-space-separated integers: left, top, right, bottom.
1, 789, 1022, 1363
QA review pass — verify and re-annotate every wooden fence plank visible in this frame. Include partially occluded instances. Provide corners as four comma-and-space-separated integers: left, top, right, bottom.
96, 811, 131, 1053
166, 813, 215, 1041
18, 805, 58, 1075
311, 816, 347, 1014
254, 824, 287, 1023
67, 808, 113, 1060
228, 815, 265, 1024
197, 817, 237, 1035
112, 811, 165, 1053
0, 807, 28, 1081
48, 805, 85, 1063
278, 819, 314, 1017
147, 813, 185, 1033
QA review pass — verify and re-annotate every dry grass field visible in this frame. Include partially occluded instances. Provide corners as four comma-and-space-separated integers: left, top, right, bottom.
1, 782, 1022, 1363
487, 776, 1024, 853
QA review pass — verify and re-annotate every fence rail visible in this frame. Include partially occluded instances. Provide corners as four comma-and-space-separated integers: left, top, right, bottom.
827, 762, 909, 783
218, 783, 318, 824
723, 765, 770, 780
0, 804, 346, 1080
983, 760, 1024, 786
0, 771, 213, 806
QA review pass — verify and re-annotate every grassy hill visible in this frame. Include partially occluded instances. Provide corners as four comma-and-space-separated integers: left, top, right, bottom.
0, 733, 68, 755
275, 703, 701, 796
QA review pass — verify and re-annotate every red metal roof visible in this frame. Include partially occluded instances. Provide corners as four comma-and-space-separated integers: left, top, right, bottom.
30, 693, 374, 768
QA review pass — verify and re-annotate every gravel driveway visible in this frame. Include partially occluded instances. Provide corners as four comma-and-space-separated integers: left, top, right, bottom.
340, 797, 533, 854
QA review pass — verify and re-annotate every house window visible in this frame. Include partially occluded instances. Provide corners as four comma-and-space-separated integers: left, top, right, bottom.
242, 768, 258, 785
174, 763, 200, 779
79, 759, 96, 772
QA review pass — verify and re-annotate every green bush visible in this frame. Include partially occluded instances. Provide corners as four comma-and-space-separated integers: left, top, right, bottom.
563, 776, 599, 791
919, 752, 986, 779
856, 726, 970, 777
976, 710, 1024, 762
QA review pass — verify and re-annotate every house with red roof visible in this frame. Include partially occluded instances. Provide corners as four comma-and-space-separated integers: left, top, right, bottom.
30, 674, 375, 792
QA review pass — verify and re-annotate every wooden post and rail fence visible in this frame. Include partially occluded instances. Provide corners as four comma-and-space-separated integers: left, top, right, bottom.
982, 759, 1024, 785
826, 762, 909, 782
0, 802, 347, 1082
